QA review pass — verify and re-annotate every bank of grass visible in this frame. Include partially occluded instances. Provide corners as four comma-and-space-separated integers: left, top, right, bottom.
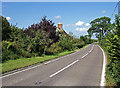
1, 44, 90, 74
1, 50, 75, 73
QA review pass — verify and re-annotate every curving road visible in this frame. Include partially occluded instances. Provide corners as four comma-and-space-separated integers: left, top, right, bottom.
2, 43, 104, 86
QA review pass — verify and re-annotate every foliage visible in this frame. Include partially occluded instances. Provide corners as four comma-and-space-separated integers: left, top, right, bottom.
24, 16, 59, 47
2, 50, 75, 73
1, 16, 11, 40
73, 38, 85, 49
105, 15, 120, 87
59, 34, 74, 51
89, 15, 120, 87
2, 15, 94, 64
45, 42, 62, 55
88, 16, 111, 41
2, 41, 19, 61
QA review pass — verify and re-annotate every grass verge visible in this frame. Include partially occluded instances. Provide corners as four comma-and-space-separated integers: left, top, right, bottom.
1, 44, 90, 74
1, 50, 75, 73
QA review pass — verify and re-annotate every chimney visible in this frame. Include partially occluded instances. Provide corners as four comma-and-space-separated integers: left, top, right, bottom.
58, 22, 62, 29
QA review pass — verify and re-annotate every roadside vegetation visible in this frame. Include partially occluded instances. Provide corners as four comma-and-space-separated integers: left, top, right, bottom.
1, 16, 96, 73
2, 50, 75, 73
88, 14, 120, 87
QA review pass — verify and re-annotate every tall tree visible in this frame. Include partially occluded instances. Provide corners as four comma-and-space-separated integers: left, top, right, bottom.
24, 16, 59, 47
87, 16, 111, 41
1, 16, 11, 40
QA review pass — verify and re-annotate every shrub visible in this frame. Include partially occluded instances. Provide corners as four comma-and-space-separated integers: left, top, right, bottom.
45, 42, 62, 55
2, 41, 18, 62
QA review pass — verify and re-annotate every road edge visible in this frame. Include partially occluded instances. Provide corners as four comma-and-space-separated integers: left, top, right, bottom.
1, 44, 91, 78
98, 45, 106, 87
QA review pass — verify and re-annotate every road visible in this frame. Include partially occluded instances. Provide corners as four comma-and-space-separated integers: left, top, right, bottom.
2, 43, 104, 86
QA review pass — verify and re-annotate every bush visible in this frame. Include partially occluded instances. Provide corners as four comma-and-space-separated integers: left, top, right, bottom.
2, 41, 18, 62
99, 15, 120, 87
2, 41, 31, 62
59, 35, 74, 51
45, 42, 62, 55
17, 49, 31, 58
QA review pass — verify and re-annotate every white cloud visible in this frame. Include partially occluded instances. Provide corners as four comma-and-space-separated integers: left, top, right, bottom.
65, 24, 75, 27
66, 24, 71, 27
54, 16, 61, 19
76, 27, 88, 32
75, 21, 84, 26
6, 17, 11, 21
102, 10, 106, 14
85, 23, 90, 27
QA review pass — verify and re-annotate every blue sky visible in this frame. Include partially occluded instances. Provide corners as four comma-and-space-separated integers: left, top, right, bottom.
2, 2, 118, 38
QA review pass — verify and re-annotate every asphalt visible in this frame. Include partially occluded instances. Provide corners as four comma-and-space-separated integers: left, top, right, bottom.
2, 43, 103, 86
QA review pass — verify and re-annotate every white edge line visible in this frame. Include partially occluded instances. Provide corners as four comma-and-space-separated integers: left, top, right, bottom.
44, 44, 91, 65
1, 44, 91, 78
1, 64, 42, 78
49, 60, 79, 78
98, 45, 106, 87
44, 61, 52, 64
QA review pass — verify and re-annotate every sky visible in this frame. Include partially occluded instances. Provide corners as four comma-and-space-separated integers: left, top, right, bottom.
2, 2, 118, 38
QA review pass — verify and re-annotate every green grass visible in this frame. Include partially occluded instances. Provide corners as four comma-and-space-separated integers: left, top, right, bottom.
1, 44, 90, 73
1, 50, 75, 73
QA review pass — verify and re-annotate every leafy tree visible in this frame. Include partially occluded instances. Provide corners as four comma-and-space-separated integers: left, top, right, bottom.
24, 16, 59, 47
80, 35, 91, 44
59, 33, 73, 51
88, 17, 111, 41
1, 16, 11, 40
114, 14, 120, 37
1, 15, 94, 63
32, 31, 51, 55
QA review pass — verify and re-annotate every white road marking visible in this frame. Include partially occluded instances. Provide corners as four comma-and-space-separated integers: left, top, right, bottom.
50, 45, 95, 77
98, 45, 106, 87
81, 53, 89, 58
49, 60, 79, 77
44, 61, 52, 65
81, 45, 94, 59
44, 44, 91, 65
1, 64, 42, 78
1, 44, 92, 78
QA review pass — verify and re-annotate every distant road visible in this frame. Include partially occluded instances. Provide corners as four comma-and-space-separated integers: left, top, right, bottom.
2, 43, 103, 86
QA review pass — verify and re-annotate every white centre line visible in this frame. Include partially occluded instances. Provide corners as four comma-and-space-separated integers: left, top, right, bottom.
49, 59, 79, 78
81, 45, 94, 59
81, 53, 89, 58
1, 44, 92, 78
44, 44, 91, 65
49, 45, 94, 78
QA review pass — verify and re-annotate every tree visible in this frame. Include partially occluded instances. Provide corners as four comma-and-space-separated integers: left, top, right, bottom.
24, 16, 59, 47
114, 14, 120, 37
59, 33, 73, 51
99, 14, 120, 86
87, 16, 111, 41
80, 35, 90, 44
1, 16, 11, 40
